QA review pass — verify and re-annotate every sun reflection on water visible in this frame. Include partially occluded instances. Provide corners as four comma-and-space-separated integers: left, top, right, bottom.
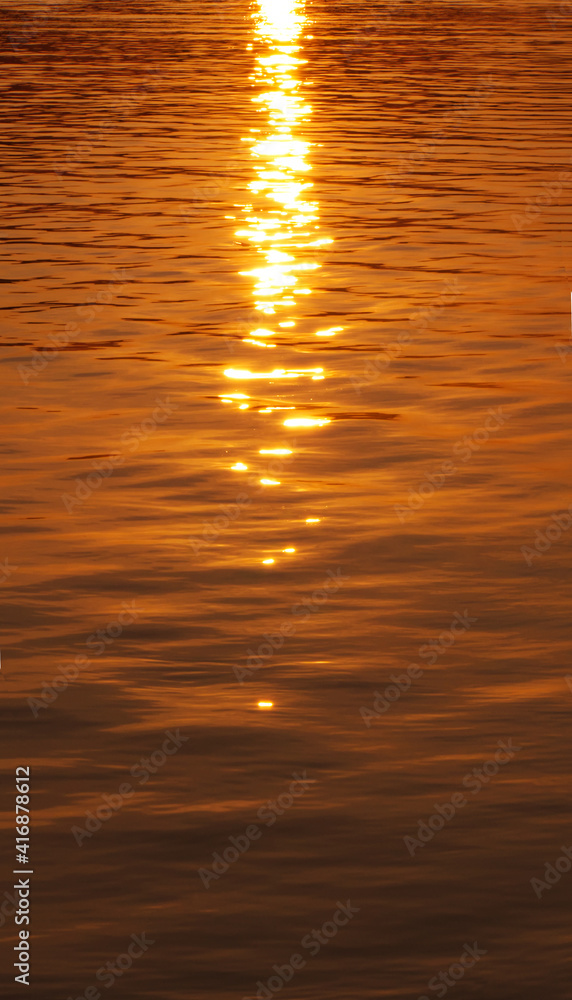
219, 1, 331, 567
238, 0, 328, 326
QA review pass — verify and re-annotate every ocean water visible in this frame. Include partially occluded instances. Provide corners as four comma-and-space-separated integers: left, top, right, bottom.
2, 1, 572, 998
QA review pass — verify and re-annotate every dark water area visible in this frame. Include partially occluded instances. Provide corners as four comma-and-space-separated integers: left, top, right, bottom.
1, 1, 572, 998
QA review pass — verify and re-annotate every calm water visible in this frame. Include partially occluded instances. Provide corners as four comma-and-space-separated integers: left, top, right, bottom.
2, 1, 572, 998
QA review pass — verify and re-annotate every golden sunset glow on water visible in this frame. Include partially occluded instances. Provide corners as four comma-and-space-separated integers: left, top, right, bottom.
5, 0, 572, 997
237, 0, 329, 362
224, 9, 332, 525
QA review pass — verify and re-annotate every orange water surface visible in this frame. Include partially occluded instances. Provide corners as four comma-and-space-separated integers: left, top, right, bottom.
2, 1, 572, 998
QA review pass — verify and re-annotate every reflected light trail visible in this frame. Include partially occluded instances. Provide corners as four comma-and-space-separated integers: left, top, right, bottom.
224, 367, 323, 380
283, 416, 330, 427
217, 0, 333, 561
239, 0, 323, 324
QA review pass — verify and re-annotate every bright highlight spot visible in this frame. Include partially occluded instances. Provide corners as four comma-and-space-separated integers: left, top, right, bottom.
283, 547, 295, 553
225, 367, 322, 380
262, 558, 275, 565
258, 701, 274, 708
260, 478, 281, 485
231, 463, 248, 471
306, 518, 320, 523
283, 417, 330, 427
259, 448, 292, 455
238, 2, 331, 326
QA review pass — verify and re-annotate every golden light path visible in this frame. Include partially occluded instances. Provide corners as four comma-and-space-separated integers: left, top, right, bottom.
224, 0, 331, 580
237, 0, 329, 325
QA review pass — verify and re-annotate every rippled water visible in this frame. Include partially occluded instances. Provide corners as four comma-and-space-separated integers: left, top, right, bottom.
2, 1, 572, 997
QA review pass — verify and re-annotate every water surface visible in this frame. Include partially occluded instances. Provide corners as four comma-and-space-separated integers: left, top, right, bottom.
2, 1, 572, 998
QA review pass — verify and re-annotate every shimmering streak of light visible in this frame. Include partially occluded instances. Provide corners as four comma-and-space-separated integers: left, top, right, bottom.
240, 262, 318, 278
262, 559, 275, 565
260, 478, 281, 485
240, 0, 326, 343
259, 448, 292, 455
231, 463, 248, 471
283, 417, 330, 427
283, 547, 295, 553
224, 368, 322, 380
257, 701, 274, 708
306, 518, 320, 523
